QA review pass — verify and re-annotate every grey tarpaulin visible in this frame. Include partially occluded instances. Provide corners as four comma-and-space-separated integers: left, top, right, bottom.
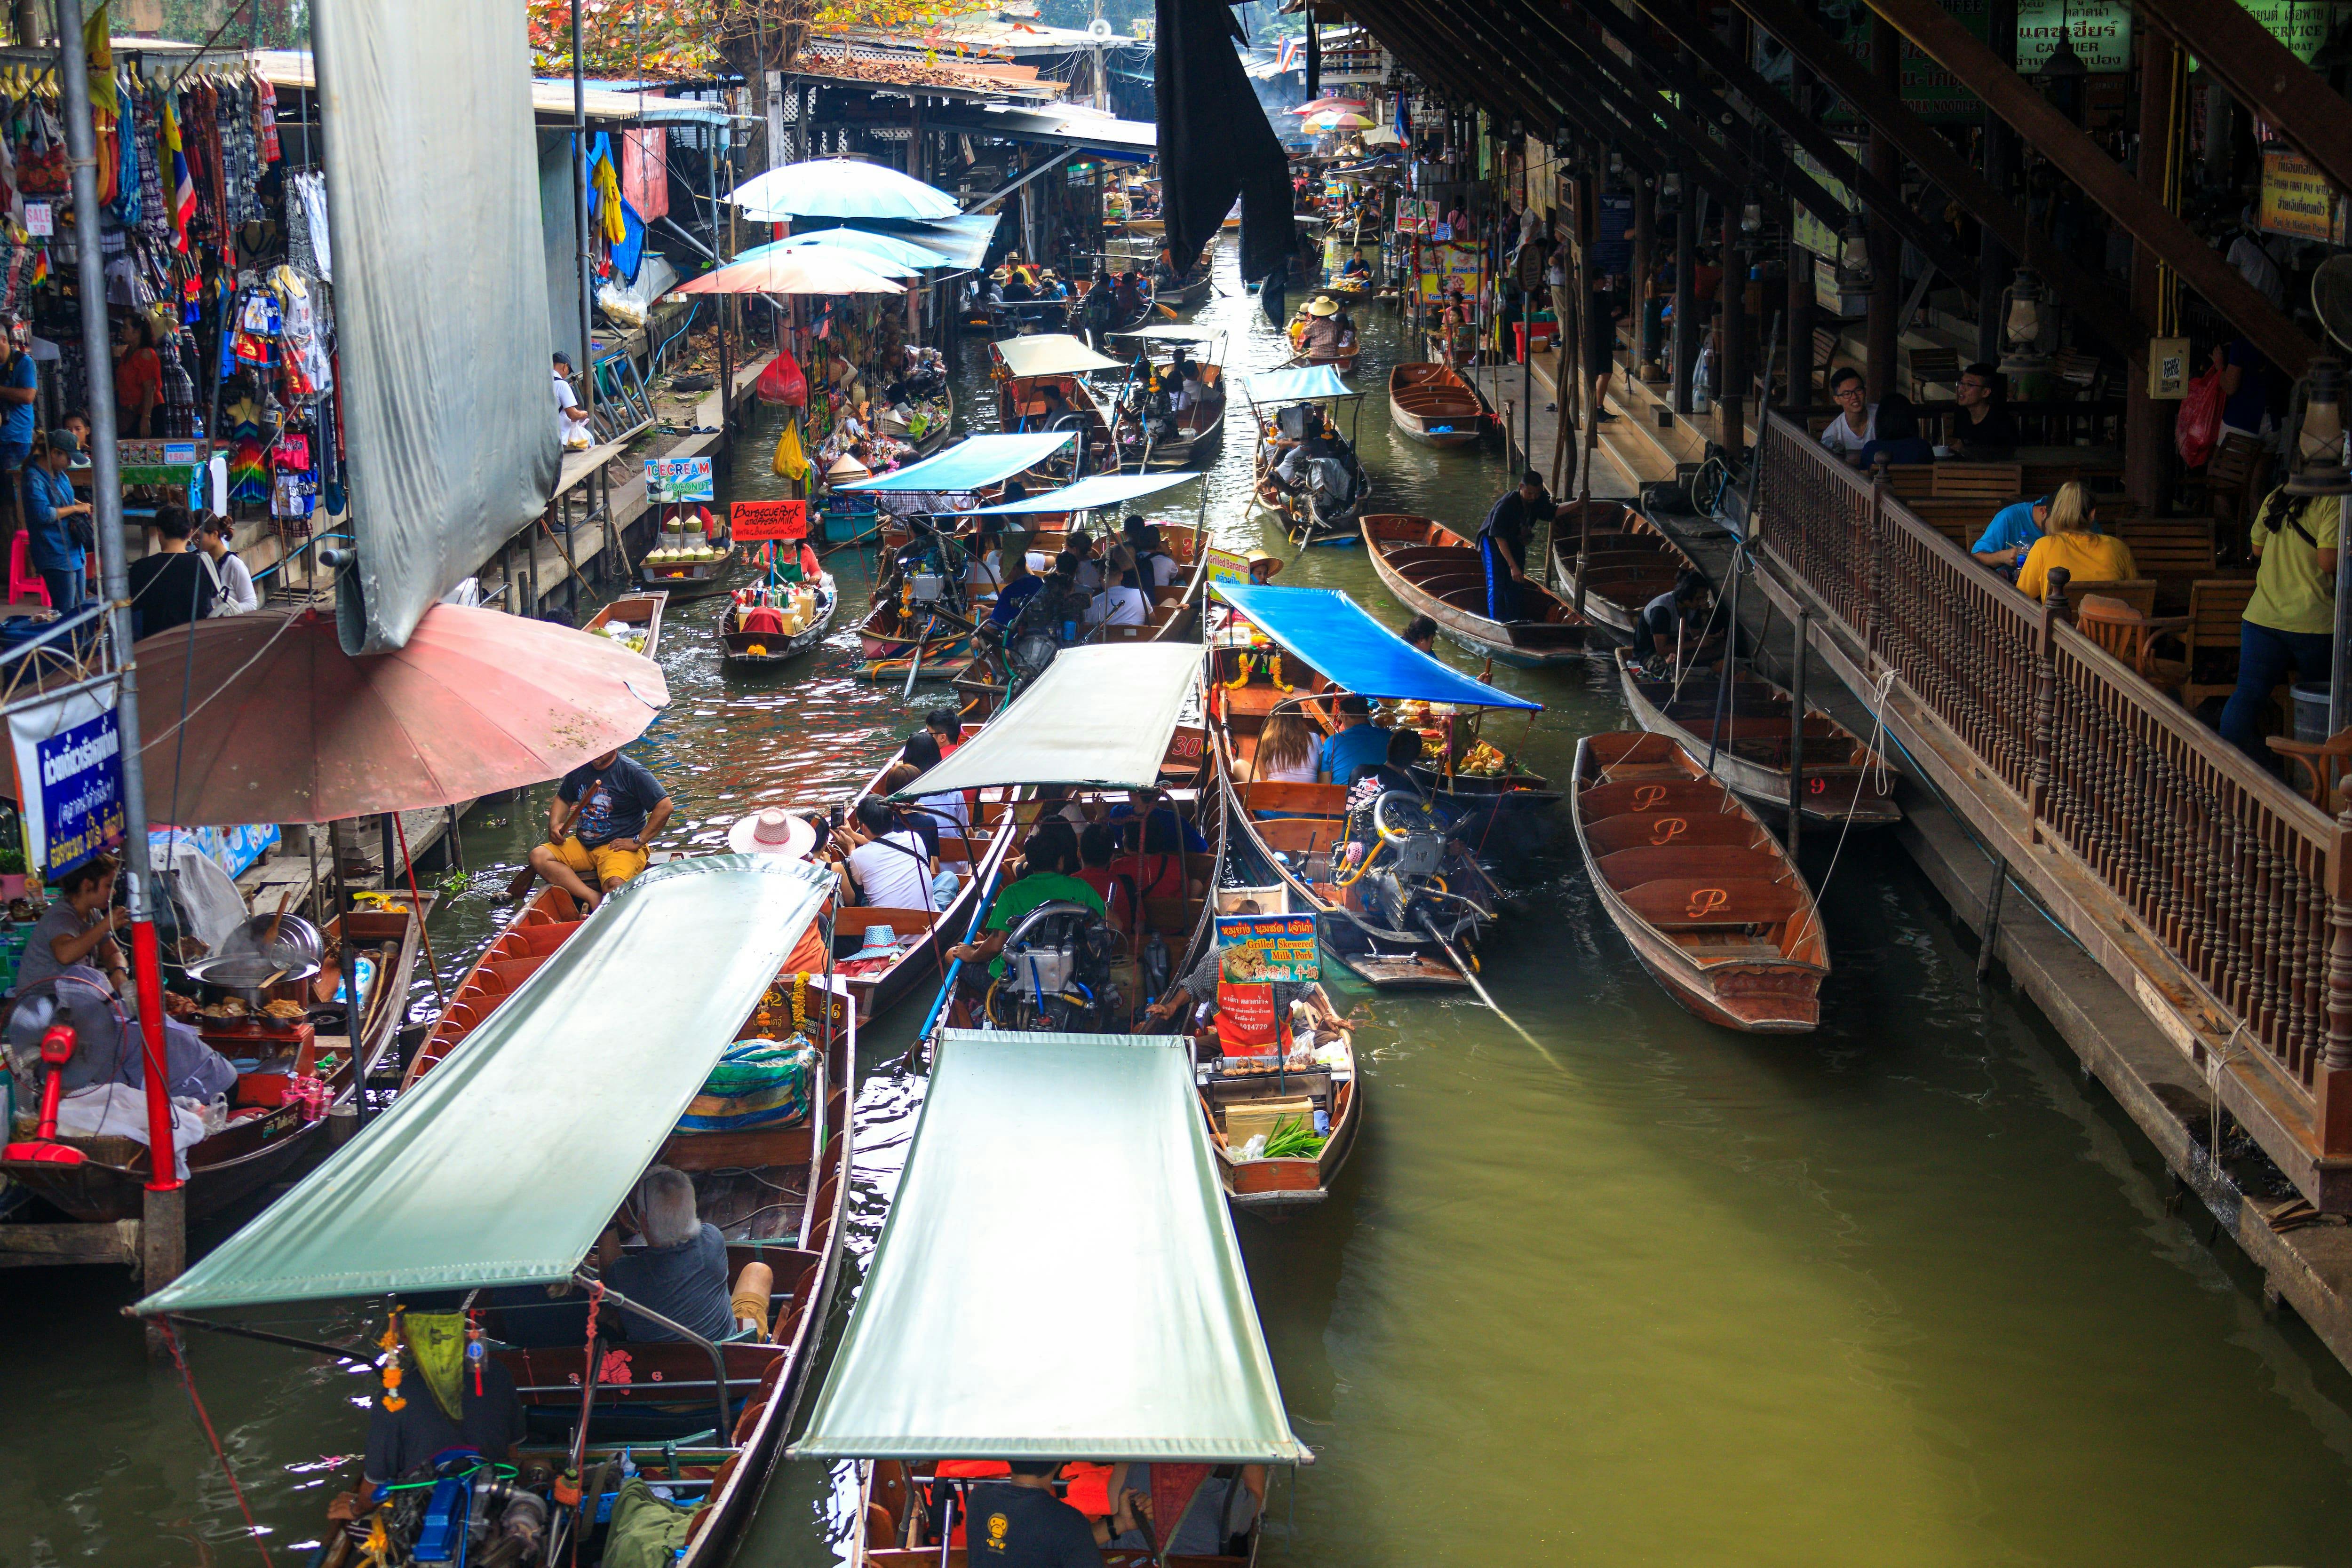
314, 0, 558, 653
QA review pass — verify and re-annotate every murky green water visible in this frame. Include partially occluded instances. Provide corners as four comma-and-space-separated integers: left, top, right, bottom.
13, 239, 2352, 1568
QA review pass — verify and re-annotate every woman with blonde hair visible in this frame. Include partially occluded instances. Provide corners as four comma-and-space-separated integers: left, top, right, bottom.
1249, 708, 1322, 784
2015, 481, 2135, 602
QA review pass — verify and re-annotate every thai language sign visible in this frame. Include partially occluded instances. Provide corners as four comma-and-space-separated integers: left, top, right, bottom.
9, 684, 125, 878
645, 455, 715, 504
730, 499, 808, 542
2260, 150, 2340, 241
1217, 912, 1319, 983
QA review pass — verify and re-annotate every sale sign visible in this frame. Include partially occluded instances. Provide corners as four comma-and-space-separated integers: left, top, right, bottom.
731, 499, 809, 542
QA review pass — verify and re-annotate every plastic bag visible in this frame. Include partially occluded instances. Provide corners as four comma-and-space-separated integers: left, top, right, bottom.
772, 418, 808, 480
2177, 366, 2225, 468
759, 350, 808, 406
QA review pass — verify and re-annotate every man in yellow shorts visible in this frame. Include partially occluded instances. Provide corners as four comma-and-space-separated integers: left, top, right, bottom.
528, 747, 673, 912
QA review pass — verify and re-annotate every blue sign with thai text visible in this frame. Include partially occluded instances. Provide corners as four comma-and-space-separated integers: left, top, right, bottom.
37, 706, 124, 876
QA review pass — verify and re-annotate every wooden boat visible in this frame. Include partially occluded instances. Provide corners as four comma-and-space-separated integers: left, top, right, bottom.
1361, 514, 1588, 668
1115, 362, 1228, 470
1286, 317, 1363, 372
1197, 998, 1363, 1210
0, 901, 428, 1223
719, 572, 840, 667
405, 884, 581, 1086
1614, 649, 1903, 828
639, 542, 737, 599
1253, 440, 1369, 547
582, 591, 667, 659
1388, 362, 1487, 449
1548, 501, 1707, 643
1571, 731, 1828, 1031
854, 594, 977, 664
1156, 271, 1214, 309
877, 384, 954, 456
1209, 643, 1494, 990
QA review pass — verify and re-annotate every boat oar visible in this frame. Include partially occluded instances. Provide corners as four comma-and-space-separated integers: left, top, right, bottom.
902, 613, 938, 699
1417, 914, 1567, 1077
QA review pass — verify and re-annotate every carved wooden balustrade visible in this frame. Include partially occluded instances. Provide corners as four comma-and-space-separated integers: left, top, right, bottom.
1757, 413, 2352, 1186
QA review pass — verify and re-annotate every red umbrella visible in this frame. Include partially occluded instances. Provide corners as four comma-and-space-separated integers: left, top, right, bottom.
134, 604, 669, 826
1290, 96, 1368, 114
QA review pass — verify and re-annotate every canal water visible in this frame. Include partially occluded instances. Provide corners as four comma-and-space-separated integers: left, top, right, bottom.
15, 240, 2352, 1568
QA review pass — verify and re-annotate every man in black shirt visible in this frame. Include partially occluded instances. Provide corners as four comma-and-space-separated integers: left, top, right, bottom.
1588, 275, 1622, 425
125, 503, 213, 640
966, 1462, 1105, 1567
1477, 470, 1555, 621
1947, 362, 2021, 458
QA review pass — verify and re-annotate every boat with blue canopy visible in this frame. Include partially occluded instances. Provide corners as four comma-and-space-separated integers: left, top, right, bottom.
1240, 364, 1371, 549
1207, 582, 1549, 988
792, 1030, 1317, 1563
133, 855, 855, 1568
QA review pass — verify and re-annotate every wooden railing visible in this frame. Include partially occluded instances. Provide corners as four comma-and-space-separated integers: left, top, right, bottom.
1757, 412, 2352, 1181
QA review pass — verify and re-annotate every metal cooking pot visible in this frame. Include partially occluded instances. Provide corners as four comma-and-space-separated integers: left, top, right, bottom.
185, 910, 326, 1000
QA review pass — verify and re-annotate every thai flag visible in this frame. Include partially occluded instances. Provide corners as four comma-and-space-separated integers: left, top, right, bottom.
160, 92, 194, 254
1275, 35, 1303, 72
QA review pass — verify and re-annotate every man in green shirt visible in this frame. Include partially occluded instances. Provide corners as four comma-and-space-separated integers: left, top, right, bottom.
946, 823, 1107, 977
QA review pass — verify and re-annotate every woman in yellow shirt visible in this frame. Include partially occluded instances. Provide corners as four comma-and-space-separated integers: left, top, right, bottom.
2015, 482, 2135, 602
2220, 483, 2339, 760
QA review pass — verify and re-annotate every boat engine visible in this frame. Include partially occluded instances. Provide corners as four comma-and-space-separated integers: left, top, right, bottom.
1346, 788, 1486, 950
986, 898, 1124, 1032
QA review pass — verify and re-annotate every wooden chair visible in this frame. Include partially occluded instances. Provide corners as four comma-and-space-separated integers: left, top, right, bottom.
2109, 517, 2219, 581
2176, 576, 2258, 713
2204, 432, 2270, 554
1882, 465, 1937, 500
1906, 497, 2001, 546
2051, 576, 2157, 616
2267, 729, 2352, 812
2072, 594, 2189, 694
1906, 345, 1961, 396
1931, 462, 2024, 500
1810, 326, 1845, 393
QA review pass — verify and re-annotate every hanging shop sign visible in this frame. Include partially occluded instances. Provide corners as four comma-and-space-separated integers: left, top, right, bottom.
2259, 150, 2339, 241
1204, 546, 1251, 584
118, 438, 211, 509
1414, 242, 1483, 304
1823, 0, 2128, 123
730, 499, 808, 543
8, 681, 125, 879
645, 456, 715, 505
1217, 912, 1320, 984
2240, 0, 2352, 62
1790, 147, 1859, 261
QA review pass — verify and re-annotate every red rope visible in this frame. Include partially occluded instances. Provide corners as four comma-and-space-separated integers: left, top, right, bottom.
160, 1319, 278, 1568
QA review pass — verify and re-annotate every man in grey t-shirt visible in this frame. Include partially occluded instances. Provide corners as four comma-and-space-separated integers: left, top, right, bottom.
596, 1166, 736, 1343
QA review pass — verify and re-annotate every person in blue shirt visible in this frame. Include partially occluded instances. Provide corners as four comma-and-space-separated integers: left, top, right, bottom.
0, 320, 39, 478
23, 429, 92, 613
1317, 694, 1392, 784
1969, 494, 2054, 582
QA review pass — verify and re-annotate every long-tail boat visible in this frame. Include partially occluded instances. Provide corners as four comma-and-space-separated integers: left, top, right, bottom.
1241, 364, 1371, 549
1388, 362, 1487, 449
1571, 731, 1828, 1031
1360, 512, 1588, 668
793, 1029, 1310, 1563
135, 857, 850, 1568
582, 591, 667, 658
1614, 649, 1902, 828
1549, 502, 1708, 643
718, 570, 840, 667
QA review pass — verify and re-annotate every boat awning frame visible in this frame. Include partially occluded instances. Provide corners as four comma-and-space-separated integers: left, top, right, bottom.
1211, 583, 1543, 711
133, 856, 834, 1315
953, 471, 1197, 516
837, 433, 1075, 492
992, 334, 1126, 379
1240, 365, 1362, 405
790, 1033, 1305, 1464
890, 644, 1204, 798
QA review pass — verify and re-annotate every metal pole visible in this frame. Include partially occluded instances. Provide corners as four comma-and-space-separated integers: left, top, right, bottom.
1706, 545, 1741, 771
1977, 855, 2009, 981
1787, 608, 1808, 858
572, 0, 595, 426
57, 0, 183, 1314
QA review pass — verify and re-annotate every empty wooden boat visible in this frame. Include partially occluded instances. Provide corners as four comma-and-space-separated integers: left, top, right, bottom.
582, 591, 667, 658
1572, 731, 1828, 1031
1388, 362, 1486, 449
1615, 649, 1902, 828
405, 884, 585, 1086
1361, 513, 1588, 668
1549, 502, 1707, 643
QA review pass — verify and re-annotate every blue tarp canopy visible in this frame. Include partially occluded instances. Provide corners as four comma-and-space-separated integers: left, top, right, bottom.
1241, 365, 1359, 404
1210, 583, 1542, 711
838, 434, 1074, 492
739, 230, 952, 272
955, 471, 1196, 515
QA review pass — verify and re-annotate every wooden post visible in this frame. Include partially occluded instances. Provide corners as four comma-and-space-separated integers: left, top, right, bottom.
1978, 855, 2009, 980
1719, 206, 1745, 461
2320, 806, 2352, 1156
1979, 0, 2017, 363
2123, 30, 2178, 515
1867, 12, 1901, 403
1672, 193, 1696, 413
139, 1184, 184, 1352
2028, 566, 2070, 826
1787, 608, 1809, 856
1787, 199, 1816, 421
1632, 175, 1656, 380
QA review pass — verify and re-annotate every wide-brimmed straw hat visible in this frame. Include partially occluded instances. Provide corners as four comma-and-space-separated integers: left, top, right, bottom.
1307, 296, 1340, 317
726, 807, 817, 859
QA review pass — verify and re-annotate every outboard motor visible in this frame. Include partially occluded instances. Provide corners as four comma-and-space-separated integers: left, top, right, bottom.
987, 899, 1124, 1031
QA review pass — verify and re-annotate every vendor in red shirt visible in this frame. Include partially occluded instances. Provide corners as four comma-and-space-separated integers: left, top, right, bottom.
116, 315, 163, 438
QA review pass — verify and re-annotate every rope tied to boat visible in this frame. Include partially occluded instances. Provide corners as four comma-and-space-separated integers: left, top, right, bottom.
1786, 665, 1899, 954
160, 1317, 278, 1568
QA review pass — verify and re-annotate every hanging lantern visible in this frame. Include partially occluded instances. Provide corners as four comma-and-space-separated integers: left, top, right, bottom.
1740, 198, 1763, 238
1661, 172, 1681, 198
1837, 213, 1872, 289
1608, 150, 1625, 178
1998, 268, 2049, 375
2288, 359, 2352, 496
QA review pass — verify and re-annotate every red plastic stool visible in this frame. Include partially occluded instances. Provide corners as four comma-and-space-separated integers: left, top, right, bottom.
8, 532, 48, 607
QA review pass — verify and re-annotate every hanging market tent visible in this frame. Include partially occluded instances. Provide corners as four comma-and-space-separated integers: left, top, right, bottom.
993, 333, 1126, 379
919, 103, 1159, 163
1210, 583, 1543, 711
954, 471, 1197, 515
731, 157, 961, 223
892, 214, 1001, 270
302, 3, 556, 653
667, 249, 908, 296
1241, 364, 1360, 403
1303, 111, 1375, 130
1289, 96, 1370, 113
890, 643, 1201, 799
133, 605, 670, 826
742, 229, 955, 272
835, 433, 1075, 492
133, 856, 833, 1314
729, 236, 922, 278
790, 1032, 1304, 1463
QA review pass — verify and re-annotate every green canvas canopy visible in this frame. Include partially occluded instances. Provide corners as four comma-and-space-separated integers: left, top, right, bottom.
890, 643, 1202, 799
135, 855, 833, 1315
791, 1033, 1303, 1463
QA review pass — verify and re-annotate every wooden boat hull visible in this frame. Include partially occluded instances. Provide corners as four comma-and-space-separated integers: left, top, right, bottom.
1389, 363, 1486, 450
641, 547, 737, 599
1549, 503, 1706, 641
582, 591, 667, 659
408, 887, 583, 1086
721, 577, 841, 666
1360, 513, 1587, 668
1571, 732, 1827, 1032
1139, 402, 1226, 470
1158, 275, 1213, 309
1614, 649, 1903, 828
1207, 1018, 1364, 1211
0, 904, 428, 1223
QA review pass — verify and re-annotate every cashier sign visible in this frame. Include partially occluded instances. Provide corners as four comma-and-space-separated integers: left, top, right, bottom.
7, 683, 126, 877
1217, 913, 1319, 983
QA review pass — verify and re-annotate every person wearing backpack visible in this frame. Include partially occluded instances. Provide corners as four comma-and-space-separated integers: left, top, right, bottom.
2222, 483, 2340, 761
196, 513, 259, 615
